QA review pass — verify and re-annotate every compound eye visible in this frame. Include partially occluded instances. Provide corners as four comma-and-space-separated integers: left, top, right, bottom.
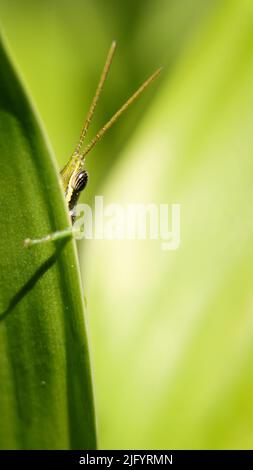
72, 170, 88, 192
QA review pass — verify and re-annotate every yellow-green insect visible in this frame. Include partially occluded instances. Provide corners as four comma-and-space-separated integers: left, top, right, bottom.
25, 42, 161, 247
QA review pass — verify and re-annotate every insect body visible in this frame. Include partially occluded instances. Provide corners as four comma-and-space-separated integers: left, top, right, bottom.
64, 168, 89, 222
24, 42, 161, 247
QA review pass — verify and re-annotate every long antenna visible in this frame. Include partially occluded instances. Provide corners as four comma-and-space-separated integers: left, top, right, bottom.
73, 40, 117, 156
81, 67, 162, 159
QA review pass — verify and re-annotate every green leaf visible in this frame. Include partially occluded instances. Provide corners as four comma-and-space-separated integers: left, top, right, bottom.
0, 36, 96, 449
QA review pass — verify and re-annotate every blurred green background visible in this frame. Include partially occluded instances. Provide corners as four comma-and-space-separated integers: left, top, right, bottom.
1, 0, 253, 449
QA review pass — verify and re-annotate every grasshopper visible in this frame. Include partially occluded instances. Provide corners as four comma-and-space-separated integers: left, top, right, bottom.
24, 41, 161, 247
